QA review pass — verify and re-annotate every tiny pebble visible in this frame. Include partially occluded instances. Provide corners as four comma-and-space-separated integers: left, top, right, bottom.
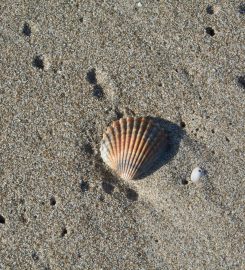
191, 167, 204, 183
137, 2, 142, 8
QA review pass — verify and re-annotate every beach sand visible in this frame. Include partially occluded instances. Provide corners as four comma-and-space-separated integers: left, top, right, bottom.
0, 1, 244, 269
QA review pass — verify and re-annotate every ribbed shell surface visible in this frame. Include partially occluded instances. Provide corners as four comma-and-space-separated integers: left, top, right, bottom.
100, 117, 168, 180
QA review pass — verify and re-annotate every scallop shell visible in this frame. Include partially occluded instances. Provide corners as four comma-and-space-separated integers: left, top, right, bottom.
100, 117, 168, 180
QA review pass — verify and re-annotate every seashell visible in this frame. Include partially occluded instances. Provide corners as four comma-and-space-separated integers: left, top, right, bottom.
191, 167, 204, 183
100, 117, 168, 180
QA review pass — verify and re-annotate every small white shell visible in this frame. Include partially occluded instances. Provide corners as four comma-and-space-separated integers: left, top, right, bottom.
191, 167, 204, 183
136, 2, 142, 8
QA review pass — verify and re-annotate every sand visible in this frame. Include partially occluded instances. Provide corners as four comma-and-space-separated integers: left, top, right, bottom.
0, 1, 244, 269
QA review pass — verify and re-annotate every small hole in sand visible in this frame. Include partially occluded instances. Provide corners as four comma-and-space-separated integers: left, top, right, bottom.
237, 75, 245, 89
211, 129, 215, 134
125, 188, 138, 201
0, 214, 5, 224
206, 27, 215, 36
23, 22, 31, 36
61, 227, 67, 237
82, 143, 94, 155
180, 121, 186, 128
80, 180, 89, 192
239, 3, 245, 14
20, 213, 27, 224
206, 5, 214, 14
33, 56, 44, 70
86, 68, 97, 84
102, 182, 114, 194
93, 84, 104, 99
114, 107, 123, 120
50, 196, 56, 206
207, 4, 220, 14
158, 82, 162, 87
181, 179, 188, 185
31, 251, 39, 261
225, 137, 230, 142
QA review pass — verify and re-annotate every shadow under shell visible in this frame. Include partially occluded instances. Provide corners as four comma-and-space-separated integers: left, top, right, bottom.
135, 117, 185, 179
100, 116, 184, 180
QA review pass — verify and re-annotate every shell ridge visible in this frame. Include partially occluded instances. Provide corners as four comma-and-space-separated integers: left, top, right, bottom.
107, 126, 117, 169
131, 137, 154, 178
123, 117, 144, 179
125, 118, 148, 179
113, 121, 121, 173
125, 118, 151, 179
118, 118, 127, 175
121, 117, 134, 179
130, 125, 160, 178
123, 118, 143, 180
122, 118, 138, 180
136, 132, 167, 178
117, 119, 122, 174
